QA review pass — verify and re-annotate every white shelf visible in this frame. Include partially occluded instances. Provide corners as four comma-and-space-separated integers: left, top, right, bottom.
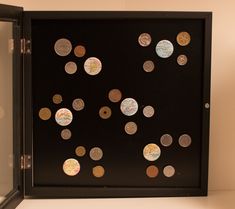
16, 190, 235, 209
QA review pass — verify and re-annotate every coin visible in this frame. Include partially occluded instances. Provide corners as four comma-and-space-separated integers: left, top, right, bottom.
120, 98, 138, 116
64, 61, 77, 74
176, 31, 191, 46
143, 105, 155, 118
163, 165, 175, 177
143, 143, 161, 161
72, 98, 85, 111
84, 57, 102, 75
156, 40, 174, 58
0, 106, 5, 119
54, 38, 72, 56
160, 134, 173, 147
55, 108, 73, 126
177, 54, 188, 66
124, 121, 137, 135
99, 106, 112, 119
38, 107, 51, 120
61, 128, 72, 140
138, 33, 152, 47
143, 60, 155, 72
52, 94, 63, 104
92, 165, 105, 178
75, 146, 86, 157
179, 134, 192, 147
108, 89, 122, 103
90, 147, 103, 161
74, 45, 86, 57
146, 165, 159, 178
63, 158, 80, 176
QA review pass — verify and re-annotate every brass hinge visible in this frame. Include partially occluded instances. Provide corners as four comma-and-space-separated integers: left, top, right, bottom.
21, 155, 32, 170
20, 38, 31, 54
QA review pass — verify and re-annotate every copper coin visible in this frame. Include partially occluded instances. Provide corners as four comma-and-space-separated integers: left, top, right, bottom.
143, 143, 161, 161
156, 40, 174, 58
124, 121, 137, 135
146, 165, 159, 178
177, 54, 188, 66
38, 107, 51, 120
160, 134, 173, 147
64, 61, 77, 74
143, 105, 155, 118
54, 38, 72, 56
143, 60, 155, 72
72, 98, 85, 111
75, 146, 86, 157
138, 33, 151, 47
74, 45, 86, 57
176, 32, 191, 46
63, 158, 80, 176
84, 57, 102, 75
89, 147, 103, 161
179, 134, 192, 147
120, 98, 138, 116
52, 94, 63, 104
61, 129, 72, 140
108, 89, 122, 103
55, 108, 73, 126
0, 106, 5, 119
92, 165, 105, 178
99, 106, 112, 119
163, 165, 175, 177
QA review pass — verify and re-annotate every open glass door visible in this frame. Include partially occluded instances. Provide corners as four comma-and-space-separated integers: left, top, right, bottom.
0, 4, 23, 209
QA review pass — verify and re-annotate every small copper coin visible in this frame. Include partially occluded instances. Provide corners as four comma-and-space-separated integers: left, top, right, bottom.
92, 165, 105, 178
54, 38, 72, 56
89, 147, 103, 161
72, 98, 85, 111
52, 94, 63, 104
120, 98, 138, 116
177, 54, 188, 66
74, 45, 86, 57
61, 129, 72, 140
138, 33, 151, 47
179, 134, 192, 147
38, 107, 51, 120
176, 32, 191, 46
75, 146, 86, 157
63, 158, 80, 176
143, 105, 155, 118
143, 143, 161, 161
64, 61, 77, 74
124, 121, 138, 135
143, 60, 155, 72
163, 165, 175, 177
108, 89, 122, 103
84, 57, 102, 75
160, 134, 173, 147
55, 108, 73, 126
146, 165, 159, 178
99, 106, 112, 119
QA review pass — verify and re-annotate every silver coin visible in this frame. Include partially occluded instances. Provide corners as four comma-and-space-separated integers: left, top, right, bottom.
61, 128, 72, 140
54, 38, 72, 56
143, 105, 155, 118
143, 60, 155, 72
163, 165, 175, 177
120, 98, 138, 116
156, 40, 174, 58
84, 57, 102, 75
160, 134, 173, 147
55, 108, 73, 126
177, 54, 188, 66
179, 134, 192, 147
143, 143, 161, 161
138, 33, 152, 47
65, 61, 77, 74
124, 121, 138, 135
0, 106, 5, 119
72, 98, 85, 111
89, 147, 103, 161
63, 158, 80, 176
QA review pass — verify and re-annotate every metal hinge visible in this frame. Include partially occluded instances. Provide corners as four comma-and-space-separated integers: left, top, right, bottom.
21, 155, 32, 170
20, 38, 31, 54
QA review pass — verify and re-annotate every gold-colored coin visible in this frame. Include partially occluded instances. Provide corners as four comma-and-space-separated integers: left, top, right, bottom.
177, 54, 188, 66
99, 106, 112, 119
52, 94, 63, 104
124, 121, 137, 135
138, 33, 152, 47
89, 147, 103, 161
75, 146, 86, 157
72, 98, 85, 111
143, 105, 155, 118
92, 165, 105, 178
38, 107, 51, 120
84, 57, 102, 75
63, 158, 80, 176
143, 143, 161, 161
108, 89, 122, 103
146, 165, 159, 178
61, 129, 72, 140
176, 31, 191, 46
74, 45, 86, 57
143, 60, 155, 72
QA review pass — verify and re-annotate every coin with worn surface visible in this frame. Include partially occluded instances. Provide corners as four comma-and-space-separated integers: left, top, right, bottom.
92, 165, 105, 178
64, 61, 77, 74
138, 33, 152, 47
160, 134, 173, 147
146, 165, 159, 178
124, 121, 137, 135
179, 134, 192, 147
54, 38, 72, 56
177, 54, 188, 66
72, 98, 85, 111
55, 108, 73, 126
143, 105, 155, 118
108, 89, 122, 103
61, 128, 72, 140
156, 40, 174, 58
52, 94, 63, 104
63, 158, 80, 176
90, 147, 103, 161
176, 31, 191, 46
143, 60, 155, 72
74, 45, 86, 57
39, 107, 51, 120
75, 146, 86, 157
143, 143, 161, 161
99, 106, 112, 119
0, 106, 5, 119
84, 57, 102, 75
163, 165, 175, 177
120, 98, 138, 116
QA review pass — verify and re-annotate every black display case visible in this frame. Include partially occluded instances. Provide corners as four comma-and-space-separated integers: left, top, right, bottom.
0, 3, 212, 209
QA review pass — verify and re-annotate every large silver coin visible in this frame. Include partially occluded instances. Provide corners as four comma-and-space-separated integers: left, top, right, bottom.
143, 143, 161, 161
64, 61, 77, 74
63, 158, 80, 176
179, 134, 192, 147
163, 165, 175, 177
55, 108, 73, 126
84, 57, 102, 75
156, 40, 174, 58
138, 33, 152, 47
120, 98, 138, 116
72, 98, 85, 111
143, 105, 155, 118
143, 60, 155, 73
89, 147, 103, 161
160, 134, 173, 147
54, 38, 72, 56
